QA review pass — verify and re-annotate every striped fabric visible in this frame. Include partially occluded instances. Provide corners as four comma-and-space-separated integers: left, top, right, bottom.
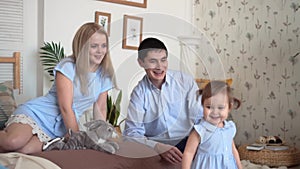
0, 81, 16, 129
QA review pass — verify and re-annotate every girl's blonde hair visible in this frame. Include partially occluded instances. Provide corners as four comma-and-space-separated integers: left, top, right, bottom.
199, 80, 241, 109
72, 22, 115, 95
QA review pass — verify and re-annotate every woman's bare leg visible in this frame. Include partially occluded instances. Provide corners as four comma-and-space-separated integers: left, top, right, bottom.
0, 123, 35, 152
16, 135, 43, 154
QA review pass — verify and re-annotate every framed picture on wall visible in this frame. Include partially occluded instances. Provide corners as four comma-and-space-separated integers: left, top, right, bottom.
122, 15, 143, 50
95, 11, 111, 36
98, 0, 147, 8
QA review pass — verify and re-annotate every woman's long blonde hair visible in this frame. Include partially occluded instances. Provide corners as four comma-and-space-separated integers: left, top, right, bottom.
72, 22, 115, 95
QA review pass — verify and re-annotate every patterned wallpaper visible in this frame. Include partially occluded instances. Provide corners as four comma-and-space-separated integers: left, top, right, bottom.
191, 0, 300, 148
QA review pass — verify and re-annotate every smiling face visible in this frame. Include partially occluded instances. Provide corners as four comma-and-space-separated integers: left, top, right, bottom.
89, 32, 107, 72
203, 92, 230, 127
138, 49, 168, 89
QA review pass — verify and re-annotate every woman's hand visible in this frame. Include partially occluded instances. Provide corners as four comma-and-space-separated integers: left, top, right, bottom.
93, 91, 108, 120
154, 142, 182, 165
56, 72, 79, 132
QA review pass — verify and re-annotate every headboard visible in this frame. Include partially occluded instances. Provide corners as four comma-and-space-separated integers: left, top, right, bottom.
195, 78, 233, 89
0, 52, 21, 93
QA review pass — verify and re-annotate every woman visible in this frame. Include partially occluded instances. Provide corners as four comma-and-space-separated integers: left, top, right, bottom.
0, 22, 115, 154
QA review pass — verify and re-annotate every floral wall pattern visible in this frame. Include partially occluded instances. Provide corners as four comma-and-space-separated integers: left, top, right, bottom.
192, 0, 300, 148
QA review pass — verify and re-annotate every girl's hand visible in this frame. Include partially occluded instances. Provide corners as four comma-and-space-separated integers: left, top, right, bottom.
182, 130, 200, 169
232, 141, 243, 169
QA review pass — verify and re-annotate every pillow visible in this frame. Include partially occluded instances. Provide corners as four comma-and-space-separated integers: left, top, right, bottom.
0, 81, 17, 129
0, 106, 7, 129
195, 78, 233, 89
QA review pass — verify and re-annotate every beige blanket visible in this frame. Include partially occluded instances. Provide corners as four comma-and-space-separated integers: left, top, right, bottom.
0, 152, 61, 169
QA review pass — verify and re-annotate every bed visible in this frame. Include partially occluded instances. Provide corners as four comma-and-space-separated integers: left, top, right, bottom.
0, 52, 20, 91
1, 139, 180, 169
33, 140, 180, 169
0, 52, 20, 129
0, 52, 180, 169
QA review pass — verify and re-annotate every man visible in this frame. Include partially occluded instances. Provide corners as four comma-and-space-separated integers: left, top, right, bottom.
123, 37, 203, 165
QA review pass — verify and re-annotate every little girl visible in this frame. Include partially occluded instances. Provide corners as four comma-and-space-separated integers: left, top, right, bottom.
182, 80, 242, 169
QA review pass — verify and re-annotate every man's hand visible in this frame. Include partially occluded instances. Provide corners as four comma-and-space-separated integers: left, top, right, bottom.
154, 142, 182, 165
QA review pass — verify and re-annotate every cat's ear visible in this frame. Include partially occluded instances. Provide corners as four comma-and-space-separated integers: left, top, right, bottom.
84, 120, 105, 130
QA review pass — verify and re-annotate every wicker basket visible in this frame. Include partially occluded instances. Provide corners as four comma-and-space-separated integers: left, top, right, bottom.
238, 144, 300, 167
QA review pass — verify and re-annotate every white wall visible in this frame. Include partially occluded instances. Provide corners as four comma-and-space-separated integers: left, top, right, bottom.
14, 0, 40, 104
19, 0, 193, 120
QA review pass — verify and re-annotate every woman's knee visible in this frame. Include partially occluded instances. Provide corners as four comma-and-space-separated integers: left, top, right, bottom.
1, 123, 34, 151
1, 135, 26, 151
16, 145, 34, 154
16, 137, 43, 154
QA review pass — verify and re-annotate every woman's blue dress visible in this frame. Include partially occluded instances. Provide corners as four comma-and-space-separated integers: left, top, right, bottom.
13, 57, 112, 138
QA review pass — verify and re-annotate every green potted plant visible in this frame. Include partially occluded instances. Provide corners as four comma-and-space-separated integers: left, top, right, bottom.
106, 90, 125, 133
39, 41, 66, 81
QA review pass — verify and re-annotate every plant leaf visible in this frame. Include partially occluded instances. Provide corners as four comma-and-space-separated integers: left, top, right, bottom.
115, 90, 122, 112
106, 95, 113, 122
39, 41, 66, 81
106, 90, 123, 126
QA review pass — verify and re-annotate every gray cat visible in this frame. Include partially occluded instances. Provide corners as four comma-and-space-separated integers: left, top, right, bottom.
43, 120, 119, 154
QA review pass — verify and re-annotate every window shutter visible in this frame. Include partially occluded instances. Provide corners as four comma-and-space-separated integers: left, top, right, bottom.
0, 0, 23, 93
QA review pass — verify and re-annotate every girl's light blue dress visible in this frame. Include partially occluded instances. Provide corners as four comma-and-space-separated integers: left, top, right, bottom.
13, 57, 112, 139
191, 119, 238, 169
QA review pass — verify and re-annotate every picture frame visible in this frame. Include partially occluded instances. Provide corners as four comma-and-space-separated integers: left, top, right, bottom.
122, 15, 143, 50
95, 11, 111, 36
98, 0, 147, 8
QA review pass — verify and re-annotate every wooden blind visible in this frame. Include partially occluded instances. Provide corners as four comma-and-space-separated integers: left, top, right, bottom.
0, 0, 23, 93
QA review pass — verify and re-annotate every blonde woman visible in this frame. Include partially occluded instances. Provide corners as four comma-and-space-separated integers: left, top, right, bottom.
0, 22, 115, 154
